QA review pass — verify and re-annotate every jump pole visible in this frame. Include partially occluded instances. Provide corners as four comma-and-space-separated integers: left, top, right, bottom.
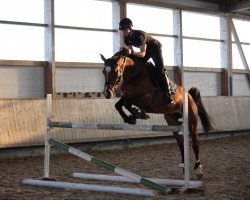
72, 173, 203, 188
48, 138, 171, 194
22, 179, 157, 197
48, 121, 182, 132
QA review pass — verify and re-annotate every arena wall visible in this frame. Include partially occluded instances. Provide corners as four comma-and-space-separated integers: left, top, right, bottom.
0, 96, 249, 149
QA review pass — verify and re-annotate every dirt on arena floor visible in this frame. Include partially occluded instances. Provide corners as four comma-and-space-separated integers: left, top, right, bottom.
0, 135, 249, 200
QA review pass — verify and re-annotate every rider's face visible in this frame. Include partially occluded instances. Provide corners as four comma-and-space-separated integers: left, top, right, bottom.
121, 28, 131, 37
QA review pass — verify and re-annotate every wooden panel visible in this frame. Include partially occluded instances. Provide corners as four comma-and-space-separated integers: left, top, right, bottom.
0, 66, 44, 98
184, 71, 221, 96
56, 67, 104, 93
0, 99, 45, 148
0, 96, 249, 148
233, 74, 250, 96
202, 96, 250, 132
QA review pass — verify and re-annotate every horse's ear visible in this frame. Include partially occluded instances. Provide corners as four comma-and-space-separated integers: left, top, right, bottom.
100, 54, 106, 62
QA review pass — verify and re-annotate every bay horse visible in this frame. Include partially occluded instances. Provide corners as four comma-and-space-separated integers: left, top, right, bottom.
100, 53, 213, 179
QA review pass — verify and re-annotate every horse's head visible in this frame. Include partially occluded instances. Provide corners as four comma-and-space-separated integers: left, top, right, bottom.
100, 54, 126, 99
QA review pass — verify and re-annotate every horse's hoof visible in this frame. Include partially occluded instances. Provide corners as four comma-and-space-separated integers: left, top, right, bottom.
195, 164, 204, 180
178, 163, 185, 173
197, 173, 203, 180
140, 111, 150, 120
178, 163, 184, 168
124, 115, 136, 124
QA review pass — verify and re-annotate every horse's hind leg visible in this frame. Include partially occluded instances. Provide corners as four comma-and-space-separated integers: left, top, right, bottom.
164, 113, 184, 166
190, 130, 203, 179
189, 110, 203, 179
165, 113, 203, 179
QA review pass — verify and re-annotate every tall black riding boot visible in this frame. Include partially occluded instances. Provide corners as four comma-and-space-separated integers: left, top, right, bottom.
165, 74, 175, 104
159, 70, 175, 104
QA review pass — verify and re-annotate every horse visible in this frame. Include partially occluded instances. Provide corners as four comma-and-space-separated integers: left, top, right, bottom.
100, 52, 213, 179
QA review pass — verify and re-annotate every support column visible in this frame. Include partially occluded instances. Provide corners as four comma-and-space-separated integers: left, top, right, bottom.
44, 0, 55, 97
119, 2, 127, 47
112, 2, 120, 54
220, 14, 233, 96
173, 9, 184, 86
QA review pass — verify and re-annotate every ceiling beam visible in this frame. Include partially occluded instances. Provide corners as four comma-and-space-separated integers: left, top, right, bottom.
220, 0, 250, 12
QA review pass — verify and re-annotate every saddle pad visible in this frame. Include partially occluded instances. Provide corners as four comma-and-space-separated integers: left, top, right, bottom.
145, 62, 178, 94
169, 80, 178, 94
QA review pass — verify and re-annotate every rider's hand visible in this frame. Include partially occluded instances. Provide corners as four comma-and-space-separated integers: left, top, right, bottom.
120, 47, 130, 56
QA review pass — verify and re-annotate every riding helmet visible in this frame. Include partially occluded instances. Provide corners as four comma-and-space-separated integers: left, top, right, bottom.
119, 18, 133, 30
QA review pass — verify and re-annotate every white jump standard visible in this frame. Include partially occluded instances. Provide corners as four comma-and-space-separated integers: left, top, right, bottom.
22, 92, 203, 197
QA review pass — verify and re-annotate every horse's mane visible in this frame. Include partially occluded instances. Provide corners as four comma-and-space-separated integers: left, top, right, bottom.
113, 50, 145, 64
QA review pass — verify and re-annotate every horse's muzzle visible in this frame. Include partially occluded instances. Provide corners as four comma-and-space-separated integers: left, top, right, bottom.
103, 86, 113, 99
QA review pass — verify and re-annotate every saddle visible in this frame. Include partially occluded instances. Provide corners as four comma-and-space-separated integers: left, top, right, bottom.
145, 62, 178, 94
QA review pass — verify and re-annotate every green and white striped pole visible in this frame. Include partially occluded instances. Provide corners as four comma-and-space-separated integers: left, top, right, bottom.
49, 138, 172, 194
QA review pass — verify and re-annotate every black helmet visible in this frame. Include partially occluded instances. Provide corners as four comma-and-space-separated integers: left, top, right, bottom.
119, 18, 133, 30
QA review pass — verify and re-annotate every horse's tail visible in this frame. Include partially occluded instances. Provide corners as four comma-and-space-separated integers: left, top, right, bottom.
188, 87, 213, 134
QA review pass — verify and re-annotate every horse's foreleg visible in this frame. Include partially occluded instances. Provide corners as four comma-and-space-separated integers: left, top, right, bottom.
124, 101, 150, 120
115, 97, 136, 124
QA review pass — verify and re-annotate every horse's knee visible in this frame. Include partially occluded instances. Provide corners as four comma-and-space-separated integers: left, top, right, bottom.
173, 132, 183, 143
115, 99, 125, 110
115, 102, 121, 110
124, 101, 132, 110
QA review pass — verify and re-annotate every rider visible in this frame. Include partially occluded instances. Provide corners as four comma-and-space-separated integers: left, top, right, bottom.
119, 18, 174, 104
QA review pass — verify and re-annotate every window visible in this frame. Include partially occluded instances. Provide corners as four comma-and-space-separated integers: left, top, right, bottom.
155, 36, 174, 66
232, 44, 250, 69
232, 19, 250, 69
232, 19, 250, 43
182, 11, 220, 39
0, 0, 44, 23
0, 24, 44, 60
55, 0, 113, 29
126, 4, 174, 65
54, 0, 114, 62
127, 4, 173, 35
55, 29, 113, 62
0, 0, 44, 60
183, 39, 221, 68
182, 12, 221, 68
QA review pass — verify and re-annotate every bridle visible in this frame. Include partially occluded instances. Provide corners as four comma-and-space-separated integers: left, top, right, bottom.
104, 56, 127, 89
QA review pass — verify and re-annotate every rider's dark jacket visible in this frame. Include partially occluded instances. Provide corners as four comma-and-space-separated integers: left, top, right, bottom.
123, 30, 164, 70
